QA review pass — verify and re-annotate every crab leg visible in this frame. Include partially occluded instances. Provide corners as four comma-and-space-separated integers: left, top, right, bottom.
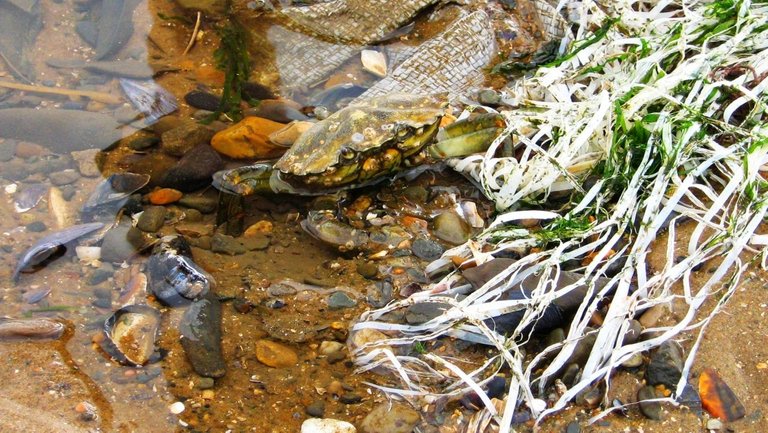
428, 113, 506, 159
212, 163, 278, 235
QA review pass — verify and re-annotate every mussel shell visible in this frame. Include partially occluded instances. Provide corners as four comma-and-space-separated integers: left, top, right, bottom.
102, 304, 161, 366
81, 173, 150, 215
119, 78, 179, 125
0, 317, 66, 341
147, 236, 214, 307
12, 222, 105, 282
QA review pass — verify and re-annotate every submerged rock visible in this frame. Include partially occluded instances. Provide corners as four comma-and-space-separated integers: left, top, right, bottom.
180, 294, 226, 378
160, 144, 223, 192
255, 339, 298, 368
360, 402, 420, 433
645, 341, 684, 388
301, 418, 356, 433
211, 116, 287, 159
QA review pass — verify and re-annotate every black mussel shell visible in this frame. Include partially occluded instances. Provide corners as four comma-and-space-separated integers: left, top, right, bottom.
81, 172, 150, 215
148, 236, 214, 307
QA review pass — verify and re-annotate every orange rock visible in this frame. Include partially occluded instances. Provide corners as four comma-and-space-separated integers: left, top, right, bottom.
699, 368, 746, 421
244, 220, 273, 236
148, 188, 183, 205
211, 116, 287, 159
254, 339, 298, 368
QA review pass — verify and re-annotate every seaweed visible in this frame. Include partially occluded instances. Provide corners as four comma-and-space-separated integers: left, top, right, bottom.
208, 21, 251, 122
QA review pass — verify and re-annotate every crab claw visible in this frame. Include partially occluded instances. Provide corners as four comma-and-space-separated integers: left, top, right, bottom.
301, 210, 370, 252
212, 163, 276, 196
428, 113, 507, 159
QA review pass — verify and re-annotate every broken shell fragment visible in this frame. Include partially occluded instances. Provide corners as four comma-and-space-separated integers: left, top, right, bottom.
0, 317, 66, 341
361, 50, 387, 78
102, 305, 161, 366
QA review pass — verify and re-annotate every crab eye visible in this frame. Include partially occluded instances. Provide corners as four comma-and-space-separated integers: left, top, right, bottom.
340, 147, 355, 160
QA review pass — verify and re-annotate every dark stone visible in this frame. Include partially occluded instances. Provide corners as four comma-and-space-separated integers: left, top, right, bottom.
232, 298, 253, 314
196, 377, 215, 389
88, 268, 113, 285
622, 320, 642, 345
211, 233, 246, 255
180, 294, 226, 378
560, 363, 581, 387
25, 221, 47, 232
339, 393, 362, 404
306, 401, 325, 417
160, 120, 215, 157
328, 291, 357, 310
432, 211, 471, 245
411, 238, 444, 260
92, 297, 112, 309
49, 169, 80, 186
637, 386, 662, 420
184, 208, 203, 222
265, 299, 285, 309
405, 302, 449, 325
645, 341, 684, 388
403, 186, 428, 203
127, 135, 160, 151
177, 195, 218, 213
241, 82, 276, 101
326, 351, 345, 364
677, 381, 702, 414
184, 90, 221, 111
565, 421, 581, 433
137, 206, 167, 232
160, 144, 223, 192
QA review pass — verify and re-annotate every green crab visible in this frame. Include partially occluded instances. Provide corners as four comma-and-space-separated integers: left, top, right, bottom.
212, 93, 506, 236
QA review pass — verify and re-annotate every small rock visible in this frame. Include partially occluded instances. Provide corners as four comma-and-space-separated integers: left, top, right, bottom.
545, 328, 565, 347
402, 186, 428, 203
49, 169, 80, 186
244, 220, 273, 236
159, 143, 224, 191
328, 291, 357, 310
211, 233, 246, 255
621, 352, 644, 369
340, 393, 362, 404
411, 238, 443, 260
300, 418, 356, 433
432, 211, 471, 245
211, 116, 287, 159
637, 386, 662, 420
147, 188, 183, 205
706, 419, 723, 430
126, 135, 159, 151
242, 235, 270, 251
405, 302, 448, 325
326, 352, 345, 364
356, 261, 378, 279
71, 149, 101, 177
184, 208, 203, 222
255, 339, 298, 368
639, 305, 666, 328
577, 386, 603, 408
100, 223, 145, 263
184, 90, 221, 111
477, 89, 501, 105
137, 206, 167, 232
360, 402, 420, 433
177, 194, 218, 213
645, 341, 684, 388
306, 401, 325, 417
88, 268, 113, 285
623, 319, 642, 344
196, 377, 215, 389
175, 222, 214, 238
15, 142, 48, 159
245, 100, 309, 123
564, 421, 581, 433
160, 120, 215, 157
169, 401, 185, 415
319, 341, 345, 355
25, 221, 47, 232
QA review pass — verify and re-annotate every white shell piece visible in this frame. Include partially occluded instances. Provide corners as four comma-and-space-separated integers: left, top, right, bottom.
361, 50, 387, 78
76, 246, 102, 262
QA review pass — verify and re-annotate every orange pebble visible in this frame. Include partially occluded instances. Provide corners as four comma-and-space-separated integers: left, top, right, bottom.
244, 220, 274, 236
148, 188, 183, 205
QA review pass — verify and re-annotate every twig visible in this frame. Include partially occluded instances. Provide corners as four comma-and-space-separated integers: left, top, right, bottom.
0, 80, 122, 104
182, 12, 202, 56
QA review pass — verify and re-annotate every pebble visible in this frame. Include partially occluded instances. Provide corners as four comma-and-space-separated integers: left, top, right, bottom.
184, 90, 221, 111
255, 339, 299, 368
148, 188, 183, 205
564, 421, 581, 433
196, 377, 215, 389
25, 221, 47, 232
137, 206, 167, 232
184, 208, 203, 222
160, 143, 224, 192
211, 233, 247, 255
169, 401, 185, 415
211, 116, 287, 159
244, 220, 273, 236
126, 135, 159, 151
706, 419, 723, 430
432, 211, 472, 245
88, 267, 113, 285
356, 261, 378, 279
637, 386, 662, 420
75, 401, 98, 421
160, 120, 215, 157
403, 186, 428, 203
477, 89, 501, 105
621, 352, 644, 368
327, 291, 357, 310
319, 341, 345, 355
645, 341, 684, 388
175, 222, 214, 238
639, 305, 666, 328
339, 393, 362, 404
71, 149, 101, 177
177, 195, 218, 213
360, 402, 420, 433
405, 303, 448, 325
49, 169, 80, 186
15, 142, 48, 159
100, 223, 144, 263
622, 319, 642, 344
245, 100, 309, 123
300, 418, 356, 433
411, 238, 443, 261
306, 401, 325, 417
